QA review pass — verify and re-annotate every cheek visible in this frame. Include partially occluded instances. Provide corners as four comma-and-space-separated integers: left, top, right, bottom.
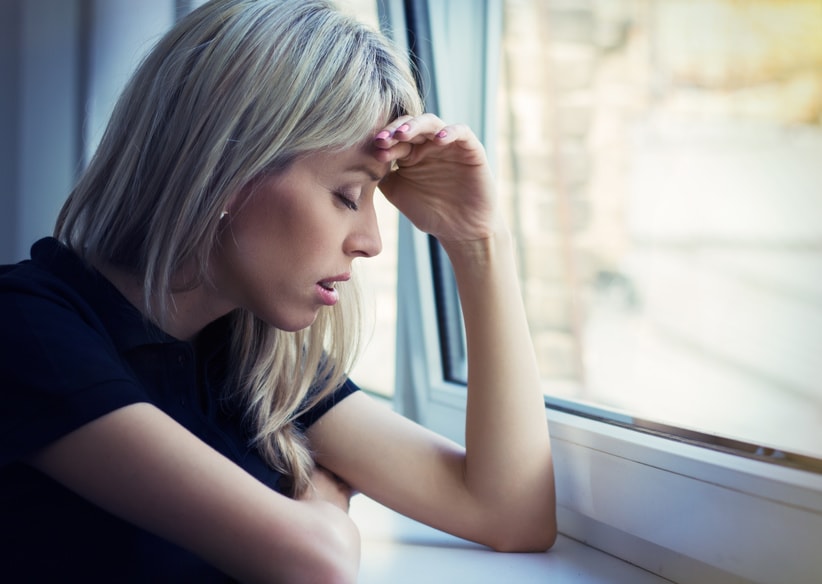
229, 194, 330, 283
212, 203, 286, 283
231, 190, 297, 249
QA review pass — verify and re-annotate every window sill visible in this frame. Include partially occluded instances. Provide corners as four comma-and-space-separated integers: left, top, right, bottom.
415, 385, 822, 583
351, 495, 669, 584
548, 408, 822, 584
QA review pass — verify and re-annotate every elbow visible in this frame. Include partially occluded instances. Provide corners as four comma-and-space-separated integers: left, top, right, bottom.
480, 503, 558, 553
254, 507, 360, 584
299, 514, 361, 584
299, 560, 358, 584
487, 519, 558, 553
297, 548, 359, 584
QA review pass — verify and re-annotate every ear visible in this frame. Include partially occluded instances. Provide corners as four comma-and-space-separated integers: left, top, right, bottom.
223, 179, 258, 216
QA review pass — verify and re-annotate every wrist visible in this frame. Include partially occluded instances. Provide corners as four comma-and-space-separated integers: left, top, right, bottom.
439, 228, 514, 271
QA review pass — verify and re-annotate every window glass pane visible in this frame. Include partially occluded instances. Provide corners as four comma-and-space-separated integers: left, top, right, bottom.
497, 0, 822, 459
336, 0, 399, 397
349, 189, 400, 397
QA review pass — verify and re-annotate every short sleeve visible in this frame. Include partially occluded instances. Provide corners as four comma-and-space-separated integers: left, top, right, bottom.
0, 274, 149, 466
294, 377, 360, 430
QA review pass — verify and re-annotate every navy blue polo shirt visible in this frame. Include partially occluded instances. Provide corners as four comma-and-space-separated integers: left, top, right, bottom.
0, 237, 358, 582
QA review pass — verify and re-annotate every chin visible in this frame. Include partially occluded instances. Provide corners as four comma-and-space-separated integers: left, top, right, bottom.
266, 311, 320, 332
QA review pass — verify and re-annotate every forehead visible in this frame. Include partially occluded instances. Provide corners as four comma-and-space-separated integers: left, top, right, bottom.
303, 140, 391, 181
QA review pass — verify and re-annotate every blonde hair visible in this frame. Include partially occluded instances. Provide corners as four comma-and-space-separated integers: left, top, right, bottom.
55, 0, 423, 496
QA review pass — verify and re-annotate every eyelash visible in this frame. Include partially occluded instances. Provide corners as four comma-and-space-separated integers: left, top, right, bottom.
335, 192, 359, 211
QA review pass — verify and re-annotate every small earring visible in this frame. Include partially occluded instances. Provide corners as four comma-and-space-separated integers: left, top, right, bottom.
219, 211, 229, 220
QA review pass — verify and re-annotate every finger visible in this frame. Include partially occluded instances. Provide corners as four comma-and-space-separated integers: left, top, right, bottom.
329, 475, 353, 512
392, 113, 445, 142
404, 123, 488, 167
374, 113, 448, 147
372, 140, 413, 164
373, 114, 416, 147
373, 123, 464, 168
413, 121, 474, 146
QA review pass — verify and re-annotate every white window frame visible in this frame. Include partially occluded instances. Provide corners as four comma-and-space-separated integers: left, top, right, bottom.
382, 1, 822, 582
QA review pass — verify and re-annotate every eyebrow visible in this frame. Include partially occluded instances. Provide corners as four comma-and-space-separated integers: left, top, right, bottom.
348, 165, 390, 183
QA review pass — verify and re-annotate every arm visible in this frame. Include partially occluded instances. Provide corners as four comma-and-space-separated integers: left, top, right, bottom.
307, 115, 556, 552
444, 228, 557, 550
28, 403, 360, 584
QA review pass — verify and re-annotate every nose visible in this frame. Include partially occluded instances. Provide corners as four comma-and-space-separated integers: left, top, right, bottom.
345, 202, 382, 258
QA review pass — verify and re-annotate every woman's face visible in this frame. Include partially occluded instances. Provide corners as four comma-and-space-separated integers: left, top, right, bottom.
209, 143, 389, 331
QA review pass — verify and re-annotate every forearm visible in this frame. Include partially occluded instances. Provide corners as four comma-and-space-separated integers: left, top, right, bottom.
223, 500, 361, 583
366, 114, 554, 550
28, 404, 361, 583
441, 229, 556, 547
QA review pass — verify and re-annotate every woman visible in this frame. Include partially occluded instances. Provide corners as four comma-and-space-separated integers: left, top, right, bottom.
0, 0, 556, 581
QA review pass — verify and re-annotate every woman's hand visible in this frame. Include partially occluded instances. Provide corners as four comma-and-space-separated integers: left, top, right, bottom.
299, 465, 355, 514
373, 114, 503, 245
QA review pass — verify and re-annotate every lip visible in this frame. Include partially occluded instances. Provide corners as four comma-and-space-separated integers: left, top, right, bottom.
321, 272, 351, 285
315, 272, 351, 307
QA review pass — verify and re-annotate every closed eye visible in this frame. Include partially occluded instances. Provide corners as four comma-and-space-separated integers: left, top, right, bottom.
335, 192, 359, 211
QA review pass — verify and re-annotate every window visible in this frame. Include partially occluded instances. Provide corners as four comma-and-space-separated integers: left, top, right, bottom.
388, 0, 822, 581
12, 1, 817, 580
496, 0, 822, 464
338, 0, 401, 397
413, 0, 822, 464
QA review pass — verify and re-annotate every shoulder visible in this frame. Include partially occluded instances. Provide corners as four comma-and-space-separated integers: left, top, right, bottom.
0, 238, 150, 464
0, 237, 157, 353
0, 240, 120, 372
1, 238, 103, 321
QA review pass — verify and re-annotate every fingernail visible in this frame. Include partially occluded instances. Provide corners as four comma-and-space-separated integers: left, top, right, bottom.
375, 130, 390, 140
436, 130, 448, 139
397, 124, 410, 133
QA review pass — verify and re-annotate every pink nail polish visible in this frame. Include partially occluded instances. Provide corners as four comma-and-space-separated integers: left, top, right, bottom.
397, 124, 410, 133
375, 130, 390, 140
436, 130, 448, 139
